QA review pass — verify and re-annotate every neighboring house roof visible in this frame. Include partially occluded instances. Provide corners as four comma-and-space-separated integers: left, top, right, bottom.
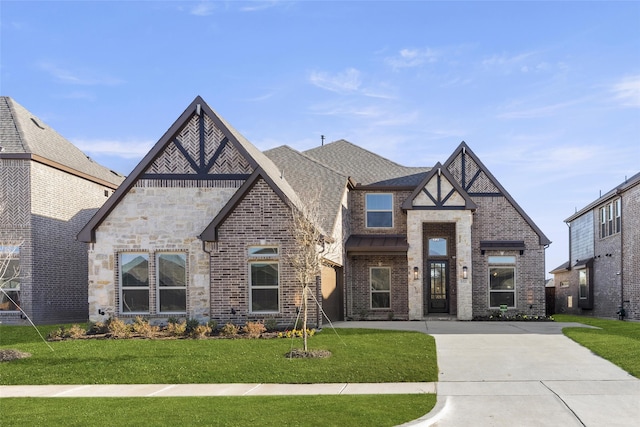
264, 145, 349, 237
549, 261, 570, 274
0, 96, 124, 188
304, 139, 430, 186
78, 96, 305, 242
565, 171, 640, 223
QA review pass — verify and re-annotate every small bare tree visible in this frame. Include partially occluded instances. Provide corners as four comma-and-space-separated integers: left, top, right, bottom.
0, 240, 22, 311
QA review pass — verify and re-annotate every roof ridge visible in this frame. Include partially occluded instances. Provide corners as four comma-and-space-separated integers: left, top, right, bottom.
305, 139, 418, 169
266, 145, 348, 179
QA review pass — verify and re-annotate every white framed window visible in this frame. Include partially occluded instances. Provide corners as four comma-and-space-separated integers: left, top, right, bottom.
366, 193, 393, 228
156, 253, 187, 314
488, 256, 516, 308
370, 267, 391, 309
248, 246, 279, 313
119, 253, 150, 313
600, 199, 622, 238
0, 247, 20, 312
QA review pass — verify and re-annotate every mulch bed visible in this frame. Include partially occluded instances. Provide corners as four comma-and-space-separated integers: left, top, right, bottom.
0, 349, 32, 362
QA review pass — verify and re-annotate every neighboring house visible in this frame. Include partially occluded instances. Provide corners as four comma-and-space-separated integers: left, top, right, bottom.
551, 172, 640, 320
0, 97, 124, 324
79, 96, 551, 326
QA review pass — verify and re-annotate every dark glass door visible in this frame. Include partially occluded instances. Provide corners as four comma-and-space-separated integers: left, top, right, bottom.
426, 261, 449, 314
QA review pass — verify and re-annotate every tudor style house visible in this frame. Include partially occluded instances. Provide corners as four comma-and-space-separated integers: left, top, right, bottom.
79, 96, 550, 326
0, 97, 124, 324
551, 172, 639, 320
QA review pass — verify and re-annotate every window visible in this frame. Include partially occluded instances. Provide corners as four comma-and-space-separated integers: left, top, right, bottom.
428, 238, 447, 256
0, 248, 20, 311
120, 253, 149, 313
370, 267, 391, 309
578, 269, 588, 299
249, 246, 279, 313
600, 199, 621, 238
488, 256, 516, 308
157, 253, 187, 313
366, 193, 393, 228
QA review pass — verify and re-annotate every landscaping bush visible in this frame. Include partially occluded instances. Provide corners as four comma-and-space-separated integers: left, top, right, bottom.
132, 316, 159, 338
107, 318, 132, 338
220, 322, 239, 337
242, 321, 266, 338
190, 324, 212, 339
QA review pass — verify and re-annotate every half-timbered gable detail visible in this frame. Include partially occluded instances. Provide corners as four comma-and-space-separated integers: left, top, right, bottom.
402, 162, 476, 210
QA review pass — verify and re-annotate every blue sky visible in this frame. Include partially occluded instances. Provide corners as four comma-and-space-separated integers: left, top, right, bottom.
2, 1, 639, 277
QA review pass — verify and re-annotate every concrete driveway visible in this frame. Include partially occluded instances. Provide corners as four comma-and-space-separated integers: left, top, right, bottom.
333, 320, 640, 427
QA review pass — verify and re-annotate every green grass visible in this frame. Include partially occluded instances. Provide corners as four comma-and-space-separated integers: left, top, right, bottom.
0, 394, 436, 427
0, 324, 438, 426
554, 314, 640, 378
0, 324, 438, 384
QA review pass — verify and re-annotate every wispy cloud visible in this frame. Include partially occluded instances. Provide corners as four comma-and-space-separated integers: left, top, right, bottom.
72, 139, 154, 159
496, 95, 592, 119
190, 1, 216, 16
611, 75, 640, 108
385, 48, 439, 69
38, 62, 123, 86
240, 1, 284, 12
309, 68, 362, 93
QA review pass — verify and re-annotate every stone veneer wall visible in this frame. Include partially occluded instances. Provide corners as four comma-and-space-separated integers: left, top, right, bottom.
407, 209, 473, 320
471, 197, 546, 317
88, 183, 238, 323
210, 179, 318, 328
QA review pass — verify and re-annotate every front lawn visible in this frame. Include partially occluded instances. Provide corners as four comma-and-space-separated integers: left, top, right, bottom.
0, 324, 438, 384
554, 314, 640, 378
1, 395, 436, 427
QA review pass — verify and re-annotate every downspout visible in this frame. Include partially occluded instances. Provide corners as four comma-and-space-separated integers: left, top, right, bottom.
619, 193, 625, 315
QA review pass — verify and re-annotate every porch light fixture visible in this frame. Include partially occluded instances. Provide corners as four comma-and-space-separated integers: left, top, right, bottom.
463, 266, 468, 279
413, 266, 419, 280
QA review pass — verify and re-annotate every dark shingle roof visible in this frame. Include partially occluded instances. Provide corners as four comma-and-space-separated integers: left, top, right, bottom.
0, 96, 124, 187
264, 145, 349, 236
303, 139, 430, 186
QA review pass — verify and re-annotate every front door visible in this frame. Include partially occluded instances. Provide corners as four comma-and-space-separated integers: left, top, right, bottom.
425, 261, 449, 314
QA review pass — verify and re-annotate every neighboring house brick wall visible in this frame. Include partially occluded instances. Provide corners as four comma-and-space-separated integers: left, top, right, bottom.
471, 197, 546, 317
30, 161, 111, 323
592, 208, 622, 318
87, 183, 239, 323
553, 270, 580, 315
210, 179, 318, 327
622, 183, 639, 320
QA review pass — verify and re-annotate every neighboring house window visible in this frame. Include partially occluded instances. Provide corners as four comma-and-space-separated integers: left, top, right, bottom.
366, 193, 393, 228
120, 253, 150, 313
600, 198, 621, 238
249, 246, 279, 313
428, 238, 447, 256
488, 256, 516, 308
157, 253, 187, 314
578, 269, 588, 300
0, 248, 20, 311
370, 267, 391, 309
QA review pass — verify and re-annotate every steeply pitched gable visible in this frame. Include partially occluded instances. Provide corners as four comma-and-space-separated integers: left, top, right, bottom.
444, 142, 551, 246
402, 162, 476, 210
78, 96, 302, 242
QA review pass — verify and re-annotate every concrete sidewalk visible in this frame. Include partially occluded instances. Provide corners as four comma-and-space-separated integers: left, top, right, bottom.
336, 321, 640, 427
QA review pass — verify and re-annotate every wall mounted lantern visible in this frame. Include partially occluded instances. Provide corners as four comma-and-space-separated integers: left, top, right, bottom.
463, 266, 468, 279
413, 266, 419, 280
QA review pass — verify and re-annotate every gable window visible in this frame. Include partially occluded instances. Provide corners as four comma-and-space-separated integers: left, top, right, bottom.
0, 247, 20, 312
370, 267, 391, 309
249, 246, 279, 313
366, 193, 393, 228
157, 253, 187, 314
120, 253, 150, 313
488, 256, 516, 308
600, 198, 621, 238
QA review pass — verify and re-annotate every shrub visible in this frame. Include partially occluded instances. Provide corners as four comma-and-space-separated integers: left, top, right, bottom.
185, 318, 200, 335
264, 317, 278, 331
277, 328, 316, 339
47, 327, 65, 340
242, 321, 266, 338
220, 322, 239, 337
107, 317, 132, 338
87, 321, 108, 335
190, 324, 212, 339
166, 320, 187, 336
207, 320, 218, 332
132, 316, 158, 338
66, 324, 87, 339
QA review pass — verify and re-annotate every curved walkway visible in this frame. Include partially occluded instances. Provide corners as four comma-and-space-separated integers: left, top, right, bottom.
2, 321, 639, 427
